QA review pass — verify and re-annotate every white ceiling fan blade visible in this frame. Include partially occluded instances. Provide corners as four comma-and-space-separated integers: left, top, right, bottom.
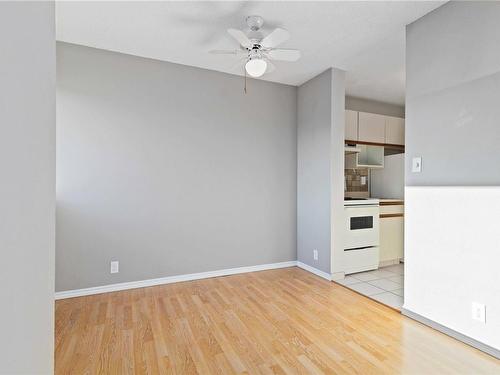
266, 61, 276, 74
209, 49, 244, 55
227, 28, 252, 48
261, 28, 290, 48
229, 57, 247, 73
268, 49, 301, 62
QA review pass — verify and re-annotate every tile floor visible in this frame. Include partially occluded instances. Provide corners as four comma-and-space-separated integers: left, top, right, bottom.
335, 263, 404, 309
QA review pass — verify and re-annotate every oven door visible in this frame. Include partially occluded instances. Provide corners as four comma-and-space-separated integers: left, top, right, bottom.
344, 205, 380, 250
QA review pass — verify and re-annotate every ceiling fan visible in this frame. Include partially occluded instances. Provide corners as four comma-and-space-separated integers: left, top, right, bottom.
210, 15, 301, 78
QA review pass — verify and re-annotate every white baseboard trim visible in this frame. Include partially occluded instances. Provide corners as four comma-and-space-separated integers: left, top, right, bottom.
379, 259, 401, 268
55, 261, 297, 300
296, 262, 332, 281
402, 308, 500, 360
330, 271, 345, 281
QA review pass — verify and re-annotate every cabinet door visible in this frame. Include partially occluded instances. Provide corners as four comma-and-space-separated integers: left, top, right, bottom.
345, 110, 358, 141
379, 216, 404, 263
385, 116, 405, 145
358, 112, 385, 143
355, 144, 384, 168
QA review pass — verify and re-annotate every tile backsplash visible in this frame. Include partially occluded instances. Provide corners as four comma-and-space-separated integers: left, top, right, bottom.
345, 168, 369, 193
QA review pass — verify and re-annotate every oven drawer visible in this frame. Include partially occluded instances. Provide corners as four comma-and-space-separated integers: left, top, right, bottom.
344, 246, 379, 274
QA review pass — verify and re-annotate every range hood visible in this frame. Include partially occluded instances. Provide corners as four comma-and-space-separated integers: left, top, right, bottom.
345, 145, 362, 154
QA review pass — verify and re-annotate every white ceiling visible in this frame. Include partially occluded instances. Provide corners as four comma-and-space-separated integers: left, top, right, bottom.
56, 1, 444, 105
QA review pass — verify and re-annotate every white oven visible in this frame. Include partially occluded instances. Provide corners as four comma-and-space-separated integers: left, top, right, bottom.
344, 199, 380, 274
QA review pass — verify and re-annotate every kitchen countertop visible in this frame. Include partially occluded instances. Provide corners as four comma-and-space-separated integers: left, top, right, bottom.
377, 198, 404, 205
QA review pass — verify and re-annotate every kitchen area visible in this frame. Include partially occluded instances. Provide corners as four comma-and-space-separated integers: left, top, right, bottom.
337, 106, 405, 310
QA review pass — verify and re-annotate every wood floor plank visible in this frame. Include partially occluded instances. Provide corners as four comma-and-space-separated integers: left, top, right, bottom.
55, 267, 500, 374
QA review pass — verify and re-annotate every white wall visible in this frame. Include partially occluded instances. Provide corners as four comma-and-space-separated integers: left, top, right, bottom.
56, 43, 297, 291
405, 1, 500, 352
0, 2, 55, 373
405, 187, 500, 350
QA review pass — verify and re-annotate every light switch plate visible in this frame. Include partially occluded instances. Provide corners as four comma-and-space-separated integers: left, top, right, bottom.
412, 157, 422, 173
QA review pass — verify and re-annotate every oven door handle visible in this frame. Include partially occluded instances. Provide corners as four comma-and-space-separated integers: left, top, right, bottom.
344, 204, 379, 208
344, 246, 377, 251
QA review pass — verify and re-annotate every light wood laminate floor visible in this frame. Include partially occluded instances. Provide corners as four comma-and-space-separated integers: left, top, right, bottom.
55, 267, 500, 374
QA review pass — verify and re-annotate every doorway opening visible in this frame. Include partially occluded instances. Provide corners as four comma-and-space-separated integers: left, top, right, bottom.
336, 100, 405, 310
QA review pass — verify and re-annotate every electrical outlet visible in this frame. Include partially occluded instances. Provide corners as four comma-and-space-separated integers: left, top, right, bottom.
110, 261, 119, 274
412, 157, 422, 173
471, 302, 486, 323
313, 249, 318, 261
360, 176, 367, 185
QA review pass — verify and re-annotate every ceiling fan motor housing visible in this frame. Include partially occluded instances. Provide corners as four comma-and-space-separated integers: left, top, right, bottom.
247, 48, 263, 61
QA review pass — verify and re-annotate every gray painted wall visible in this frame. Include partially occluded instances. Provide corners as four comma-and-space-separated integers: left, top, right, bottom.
330, 69, 346, 277
371, 154, 405, 199
405, 1, 500, 351
346, 96, 405, 118
406, 1, 500, 185
56, 43, 297, 291
0, 2, 55, 373
297, 69, 333, 273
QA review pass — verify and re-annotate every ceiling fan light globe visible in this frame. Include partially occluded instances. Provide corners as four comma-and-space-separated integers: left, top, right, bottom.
245, 59, 267, 78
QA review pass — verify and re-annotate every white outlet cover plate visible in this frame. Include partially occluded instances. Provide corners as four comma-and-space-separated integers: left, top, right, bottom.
412, 157, 422, 173
471, 302, 486, 323
110, 261, 119, 274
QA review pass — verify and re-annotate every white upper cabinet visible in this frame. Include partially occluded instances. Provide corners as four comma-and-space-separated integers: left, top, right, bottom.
345, 110, 358, 141
385, 116, 405, 146
344, 109, 405, 146
358, 112, 386, 143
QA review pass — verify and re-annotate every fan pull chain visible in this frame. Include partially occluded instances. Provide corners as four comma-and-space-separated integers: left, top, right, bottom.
244, 67, 247, 94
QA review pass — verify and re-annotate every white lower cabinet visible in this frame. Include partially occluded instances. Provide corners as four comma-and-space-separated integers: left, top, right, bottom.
379, 202, 404, 265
